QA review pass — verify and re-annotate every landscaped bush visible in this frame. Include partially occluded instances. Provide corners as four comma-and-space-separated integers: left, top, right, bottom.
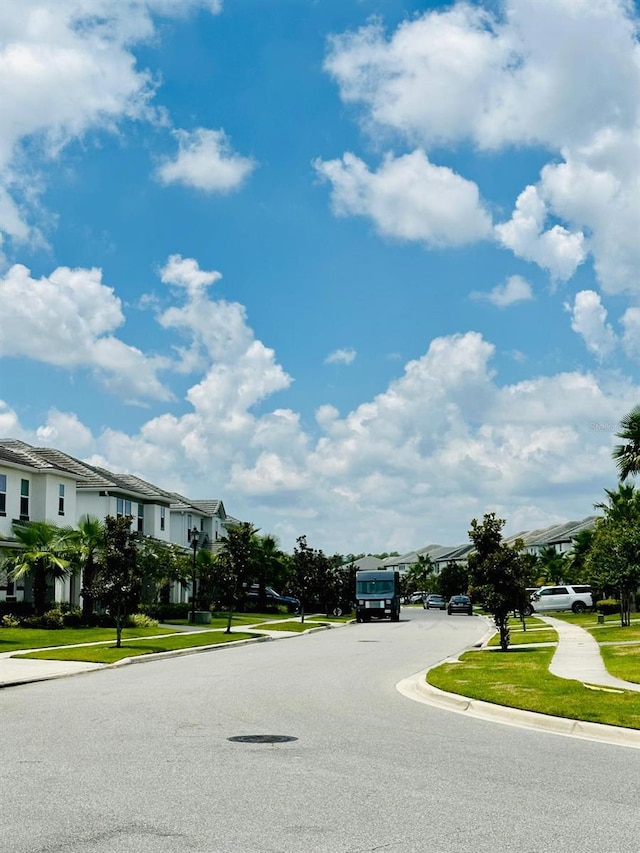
128, 613, 159, 628
54, 603, 83, 627
0, 601, 33, 619
596, 598, 620, 615
146, 602, 191, 621
21, 609, 65, 629
1, 614, 20, 628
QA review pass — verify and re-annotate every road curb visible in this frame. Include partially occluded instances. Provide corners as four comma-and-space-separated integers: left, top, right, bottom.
396, 668, 640, 750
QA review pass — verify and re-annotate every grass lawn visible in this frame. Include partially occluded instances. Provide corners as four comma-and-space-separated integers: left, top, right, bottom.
251, 620, 328, 633
588, 624, 640, 643
486, 628, 558, 646
427, 647, 640, 730
13, 629, 259, 664
163, 613, 278, 628
0, 625, 179, 653
600, 644, 640, 684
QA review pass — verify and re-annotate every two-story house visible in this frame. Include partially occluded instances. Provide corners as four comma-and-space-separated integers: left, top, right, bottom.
0, 439, 237, 609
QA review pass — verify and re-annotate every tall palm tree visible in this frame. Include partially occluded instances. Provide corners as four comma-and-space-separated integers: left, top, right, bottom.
613, 405, 640, 481
595, 483, 640, 523
7, 521, 72, 615
69, 515, 105, 623
535, 545, 567, 585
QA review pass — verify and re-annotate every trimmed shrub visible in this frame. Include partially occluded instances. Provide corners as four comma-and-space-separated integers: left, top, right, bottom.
596, 598, 620, 615
146, 601, 191, 622
1, 614, 20, 628
128, 613, 159, 628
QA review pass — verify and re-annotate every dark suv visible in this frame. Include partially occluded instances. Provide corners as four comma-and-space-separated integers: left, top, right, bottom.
447, 595, 472, 615
244, 585, 300, 613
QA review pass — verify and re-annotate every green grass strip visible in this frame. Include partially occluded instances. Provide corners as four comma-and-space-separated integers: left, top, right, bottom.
427, 648, 640, 730
252, 621, 328, 633
14, 630, 259, 663
600, 644, 640, 685
0, 625, 179, 653
486, 629, 558, 646
588, 625, 640, 643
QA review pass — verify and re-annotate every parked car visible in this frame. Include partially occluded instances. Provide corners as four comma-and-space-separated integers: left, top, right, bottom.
447, 595, 473, 615
243, 584, 300, 613
406, 591, 427, 604
523, 585, 593, 616
423, 594, 446, 610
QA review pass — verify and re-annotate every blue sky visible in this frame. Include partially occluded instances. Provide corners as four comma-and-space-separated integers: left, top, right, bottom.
1, 0, 638, 555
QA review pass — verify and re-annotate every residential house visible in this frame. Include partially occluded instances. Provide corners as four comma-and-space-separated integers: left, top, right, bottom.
0, 439, 238, 609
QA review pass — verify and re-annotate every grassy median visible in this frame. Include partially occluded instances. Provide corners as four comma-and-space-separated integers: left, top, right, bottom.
13, 629, 260, 664
427, 646, 640, 730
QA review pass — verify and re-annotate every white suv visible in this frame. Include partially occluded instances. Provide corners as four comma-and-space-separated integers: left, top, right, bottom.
524, 585, 593, 616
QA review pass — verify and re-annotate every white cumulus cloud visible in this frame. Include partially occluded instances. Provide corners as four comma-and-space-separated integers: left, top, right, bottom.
314, 150, 492, 247
471, 275, 533, 308
0, 263, 172, 400
156, 128, 256, 193
567, 290, 618, 361
325, 348, 356, 365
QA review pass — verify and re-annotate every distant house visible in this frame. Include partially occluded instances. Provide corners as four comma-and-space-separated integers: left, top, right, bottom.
0, 439, 240, 609
341, 555, 385, 572
382, 517, 600, 577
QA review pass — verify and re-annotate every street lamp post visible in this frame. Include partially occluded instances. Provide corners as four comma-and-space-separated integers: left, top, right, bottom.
190, 526, 200, 624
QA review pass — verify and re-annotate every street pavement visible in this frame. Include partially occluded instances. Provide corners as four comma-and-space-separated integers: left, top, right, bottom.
1, 613, 639, 749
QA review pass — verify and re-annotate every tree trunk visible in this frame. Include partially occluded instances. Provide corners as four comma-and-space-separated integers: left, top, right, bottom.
81, 556, 96, 623
33, 561, 48, 616
496, 613, 510, 651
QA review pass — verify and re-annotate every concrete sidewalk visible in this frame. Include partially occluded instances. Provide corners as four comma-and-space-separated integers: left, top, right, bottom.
541, 615, 640, 692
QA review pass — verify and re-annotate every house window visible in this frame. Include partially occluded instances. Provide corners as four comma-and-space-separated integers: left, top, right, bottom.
116, 497, 124, 518
58, 483, 65, 516
187, 514, 192, 540
0, 473, 6, 516
160, 506, 166, 531
20, 479, 29, 521
124, 499, 132, 516
137, 503, 144, 533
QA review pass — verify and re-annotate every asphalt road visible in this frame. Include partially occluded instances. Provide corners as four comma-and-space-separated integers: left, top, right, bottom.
1, 610, 638, 853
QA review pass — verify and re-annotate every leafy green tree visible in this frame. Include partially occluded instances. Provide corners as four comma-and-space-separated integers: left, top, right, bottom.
68, 514, 105, 623
291, 536, 326, 622
217, 522, 257, 632
7, 521, 72, 615
467, 513, 530, 651
136, 538, 191, 608
587, 485, 640, 626
613, 405, 640, 482
87, 516, 140, 647
436, 560, 469, 601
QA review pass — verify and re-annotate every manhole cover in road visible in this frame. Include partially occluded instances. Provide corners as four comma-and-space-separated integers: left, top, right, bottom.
228, 735, 298, 744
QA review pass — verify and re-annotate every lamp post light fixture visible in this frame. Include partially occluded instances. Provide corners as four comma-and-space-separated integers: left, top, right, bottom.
190, 526, 201, 624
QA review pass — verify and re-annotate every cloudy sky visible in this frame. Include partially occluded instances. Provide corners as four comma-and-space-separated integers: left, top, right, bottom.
0, 0, 638, 555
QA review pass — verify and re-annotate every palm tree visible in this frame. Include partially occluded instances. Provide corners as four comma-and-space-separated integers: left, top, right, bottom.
69, 515, 105, 623
567, 529, 594, 583
254, 533, 282, 610
7, 521, 72, 615
535, 545, 567, 585
613, 405, 640, 481
595, 483, 640, 523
